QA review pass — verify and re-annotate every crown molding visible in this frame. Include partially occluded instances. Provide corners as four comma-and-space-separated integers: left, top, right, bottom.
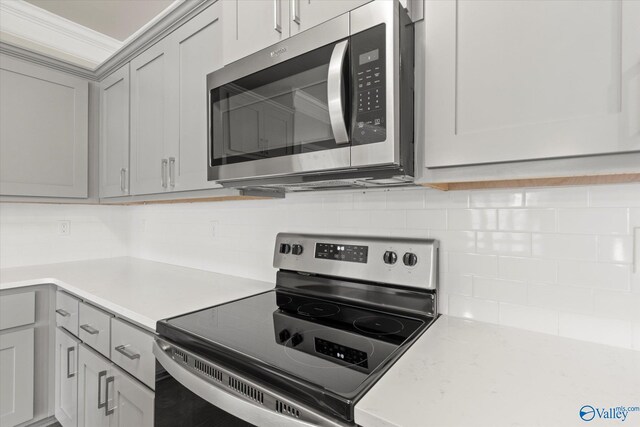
0, 0, 123, 67
0, 0, 213, 81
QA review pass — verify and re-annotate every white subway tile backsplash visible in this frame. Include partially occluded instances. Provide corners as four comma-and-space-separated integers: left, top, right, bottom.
532, 234, 598, 261
2, 182, 639, 352
477, 232, 531, 256
525, 186, 589, 208
589, 183, 640, 207
499, 303, 558, 335
498, 209, 556, 232
597, 235, 633, 263
406, 209, 447, 230
448, 294, 499, 323
557, 208, 628, 234
469, 189, 524, 208
559, 313, 632, 349
473, 277, 527, 304
527, 283, 594, 315
557, 261, 630, 291
449, 252, 498, 276
498, 256, 556, 283
447, 209, 497, 230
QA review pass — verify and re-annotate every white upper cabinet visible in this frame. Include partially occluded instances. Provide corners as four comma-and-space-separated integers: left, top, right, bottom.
99, 64, 130, 198
289, 0, 371, 35
166, 3, 223, 192
423, 0, 640, 168
223, 0, 290, 64
130, 2, 222, 195
130, 38, 176, 196
0, 55, 88, 198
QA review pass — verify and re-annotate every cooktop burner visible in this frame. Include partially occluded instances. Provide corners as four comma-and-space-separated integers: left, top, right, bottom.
353, 316, 405, 336
297, 302, 341, 317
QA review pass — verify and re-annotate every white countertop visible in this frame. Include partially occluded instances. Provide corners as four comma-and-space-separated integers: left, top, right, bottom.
356, 315, 640, 427
0, 257, 274, 331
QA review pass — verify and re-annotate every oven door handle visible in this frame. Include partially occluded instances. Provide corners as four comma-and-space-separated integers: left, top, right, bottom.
153, 340, 341, 427
327, 39, 350, 145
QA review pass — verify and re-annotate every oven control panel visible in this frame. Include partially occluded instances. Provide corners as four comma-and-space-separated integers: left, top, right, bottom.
351, 24, 386, 146
315, 243, 368, 263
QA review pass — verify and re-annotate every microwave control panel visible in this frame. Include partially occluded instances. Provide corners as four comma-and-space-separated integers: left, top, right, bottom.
352, 24, 386, 145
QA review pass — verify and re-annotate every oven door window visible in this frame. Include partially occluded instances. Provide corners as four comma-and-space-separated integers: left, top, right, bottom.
210, 41, 349, 167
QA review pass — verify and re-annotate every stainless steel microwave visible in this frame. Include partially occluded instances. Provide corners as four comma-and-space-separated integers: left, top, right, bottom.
207, 1, 414, 190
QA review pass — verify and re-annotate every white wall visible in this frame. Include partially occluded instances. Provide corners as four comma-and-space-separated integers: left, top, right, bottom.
1, 183, 639, 351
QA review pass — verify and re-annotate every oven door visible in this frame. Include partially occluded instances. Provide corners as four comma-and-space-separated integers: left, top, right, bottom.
153, 339, 346, 427
207, 14, 352, 183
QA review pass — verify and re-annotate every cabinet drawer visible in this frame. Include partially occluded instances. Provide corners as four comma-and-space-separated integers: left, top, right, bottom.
78, 302, 112, 358
56, 291, 80, 336
110, 318, 155, 390
0, 291, 35, 330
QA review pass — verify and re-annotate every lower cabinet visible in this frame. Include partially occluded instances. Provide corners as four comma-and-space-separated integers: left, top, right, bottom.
55, 327, 79, 427
0, 328, 34, 426
78, 344, 154, 427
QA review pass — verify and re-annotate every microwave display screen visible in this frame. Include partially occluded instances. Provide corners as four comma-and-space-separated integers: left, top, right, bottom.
359, 49, 379, 65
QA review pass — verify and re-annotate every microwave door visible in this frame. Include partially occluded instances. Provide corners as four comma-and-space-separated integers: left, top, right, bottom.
208, 37, 352, 182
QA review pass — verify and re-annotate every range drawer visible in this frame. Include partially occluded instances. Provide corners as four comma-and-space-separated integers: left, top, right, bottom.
0, 291, 35, 331
78, 301, 112, 358
56, 291, 80, 336
110, 317, 155, 390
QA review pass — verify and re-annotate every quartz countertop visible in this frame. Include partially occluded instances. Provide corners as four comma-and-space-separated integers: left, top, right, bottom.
3, 258, 639, 426
355, 315, 640, 427
0, 257, 274, 331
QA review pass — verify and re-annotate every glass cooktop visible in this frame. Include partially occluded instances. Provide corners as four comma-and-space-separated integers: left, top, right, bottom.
158, 289, 426, 397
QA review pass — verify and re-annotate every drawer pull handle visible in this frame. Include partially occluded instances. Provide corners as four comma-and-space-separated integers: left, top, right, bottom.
56, 308, 70, 317
105, 375, 115, 416
115, 344, 140, 360
80, 324, 100, 335
98, 370, 107, 409
66, 346, 75, 378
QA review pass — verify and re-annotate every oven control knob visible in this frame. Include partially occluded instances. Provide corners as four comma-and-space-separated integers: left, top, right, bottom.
403, 252, 418, 267
383, 251, 397, 265
279, 243, 291, 254
291, 333, 303, 347
291, 244, 304, 256
278, 329, 291, 343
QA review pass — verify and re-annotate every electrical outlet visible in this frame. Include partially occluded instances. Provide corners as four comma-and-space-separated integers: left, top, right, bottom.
211, 221, 219, 238
59, 220, 71, 236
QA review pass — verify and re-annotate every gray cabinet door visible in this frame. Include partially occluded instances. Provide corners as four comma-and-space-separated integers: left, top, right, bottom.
422, 0, 640, 168
107, 364, 154, 427
55, 327, 79, 427
0, 55, 88, 198
223, 0, 290, 65
166, 2, 223, 191
290, 0, 371, 35
0, 328, 34, 427
77, 345, 111, 427
129, 39, 177, 195
99, 64, 130, 198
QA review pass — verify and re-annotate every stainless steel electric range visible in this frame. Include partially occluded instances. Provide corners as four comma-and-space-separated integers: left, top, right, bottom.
153, 233, 439, 426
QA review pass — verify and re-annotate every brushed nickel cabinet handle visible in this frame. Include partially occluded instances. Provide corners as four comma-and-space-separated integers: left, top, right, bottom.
273, 0, 282, 33
105, 376, 115, 416
120, 168, 127, 192
292, 0, 300, 24
98, 370, 107, 409
168, 157, 176, 188
56, 308, 70, 317
161, 158, 168, 188
80, 324, 99, 335
66, 346, 75, 378
115, 344, 140, 360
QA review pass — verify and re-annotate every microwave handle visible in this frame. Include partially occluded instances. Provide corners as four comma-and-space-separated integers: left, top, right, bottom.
327, 39, 350, 145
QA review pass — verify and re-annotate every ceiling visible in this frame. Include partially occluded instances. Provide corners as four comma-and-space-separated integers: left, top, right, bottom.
24, 0, 175, 42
